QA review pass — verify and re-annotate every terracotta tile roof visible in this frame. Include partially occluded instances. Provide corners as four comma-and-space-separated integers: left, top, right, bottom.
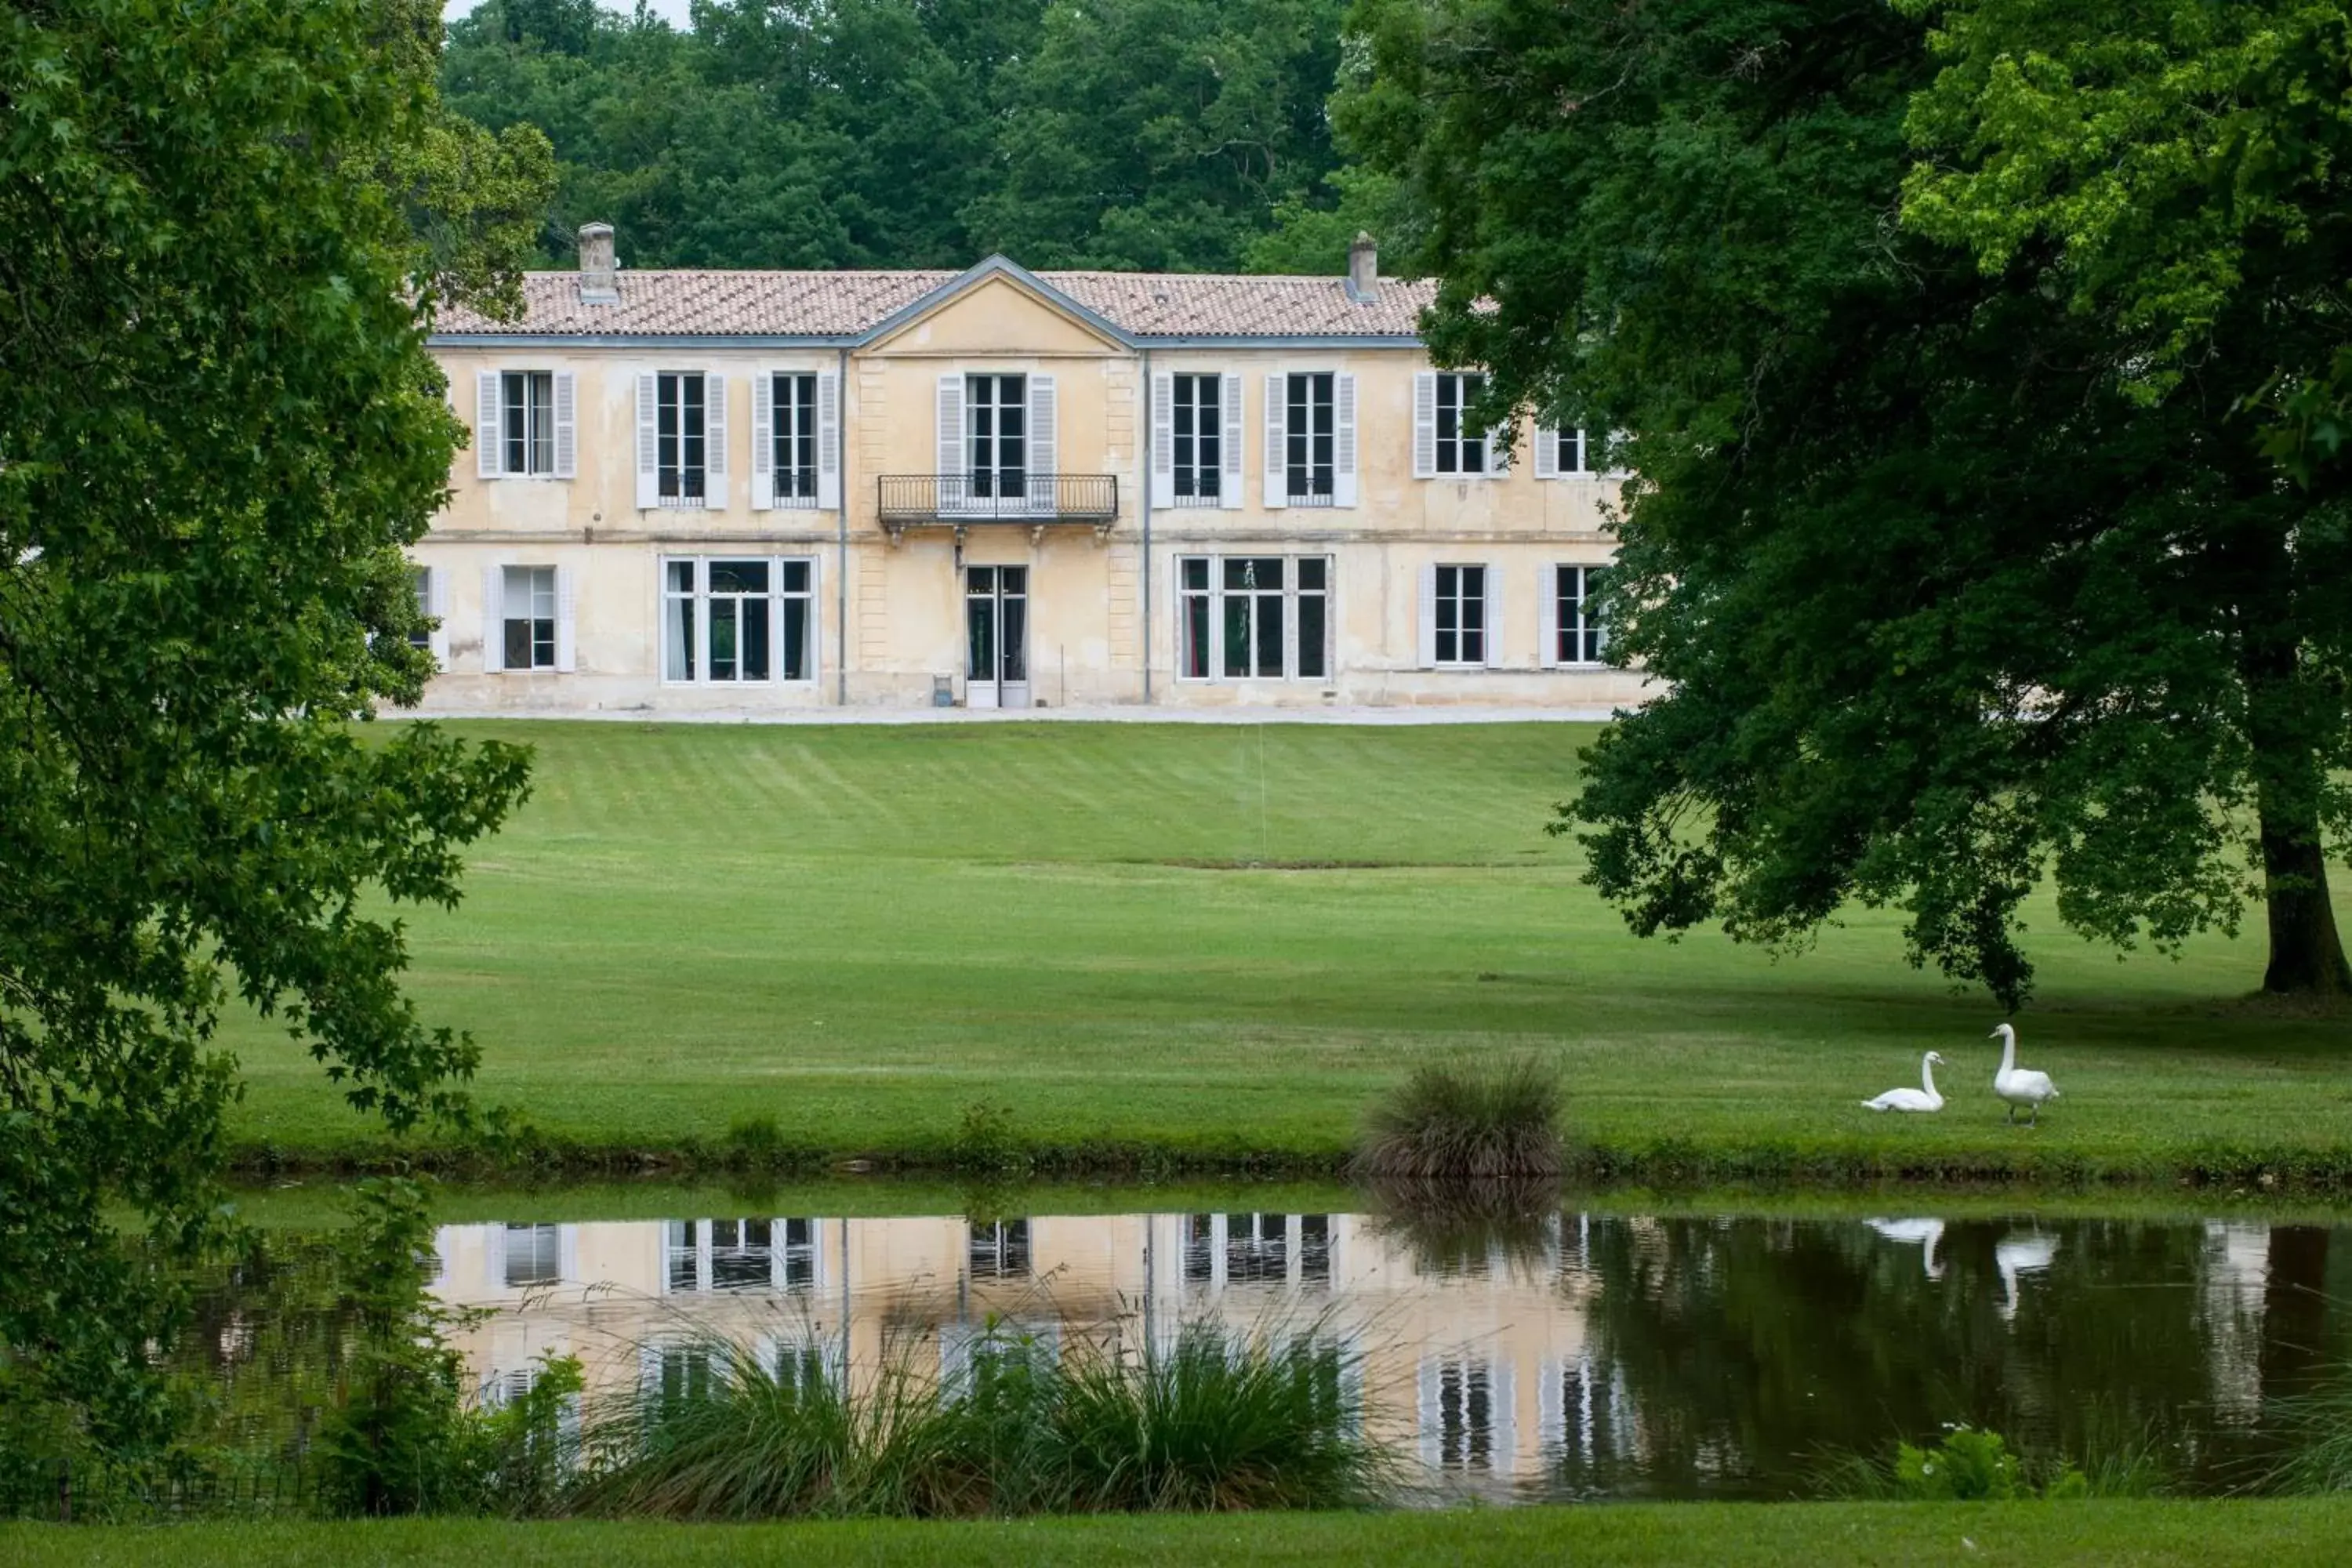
432, 263, 1435, 340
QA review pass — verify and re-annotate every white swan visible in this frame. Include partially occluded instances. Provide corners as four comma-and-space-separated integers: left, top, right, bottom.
1861, 1051, 1946, 1113
1989, 1023, 2060, 1125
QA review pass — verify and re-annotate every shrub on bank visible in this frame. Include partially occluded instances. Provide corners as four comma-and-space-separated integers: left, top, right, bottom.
1354, 1056, 1566, 1180
572, 1318, 1385, 1519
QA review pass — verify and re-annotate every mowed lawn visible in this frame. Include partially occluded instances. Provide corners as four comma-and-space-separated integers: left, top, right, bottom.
220, 720, 2352, 1174
17, 1501, 2352, 1567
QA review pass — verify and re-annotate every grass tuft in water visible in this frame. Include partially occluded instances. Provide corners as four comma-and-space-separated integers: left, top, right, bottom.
2263, 1370, 2352, 1494
572, 1316, 1386, 1519
1354, 1055, 1566, 1180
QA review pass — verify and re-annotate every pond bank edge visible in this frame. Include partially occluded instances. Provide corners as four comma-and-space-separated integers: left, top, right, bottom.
221, 1132, 2352, 1195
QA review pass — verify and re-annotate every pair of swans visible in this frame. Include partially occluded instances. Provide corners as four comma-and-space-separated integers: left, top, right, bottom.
1860, 1024, 2060, 1123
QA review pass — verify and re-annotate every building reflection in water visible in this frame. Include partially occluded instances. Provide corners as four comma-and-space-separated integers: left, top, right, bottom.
428, 1209, 2343, 1500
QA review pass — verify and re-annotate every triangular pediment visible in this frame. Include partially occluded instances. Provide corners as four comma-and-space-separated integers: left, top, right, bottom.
863, 257, 1129, 357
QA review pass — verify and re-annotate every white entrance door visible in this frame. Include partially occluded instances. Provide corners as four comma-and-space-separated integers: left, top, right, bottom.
966, 565, 1030, 709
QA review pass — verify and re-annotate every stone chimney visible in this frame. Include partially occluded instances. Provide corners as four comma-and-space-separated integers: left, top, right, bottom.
1345, 231, 1378, 303
577, 222, 618, 305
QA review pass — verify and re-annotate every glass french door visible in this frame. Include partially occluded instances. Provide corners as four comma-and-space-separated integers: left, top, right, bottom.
966, 565, 1029, 709
967, 374, 1026, 502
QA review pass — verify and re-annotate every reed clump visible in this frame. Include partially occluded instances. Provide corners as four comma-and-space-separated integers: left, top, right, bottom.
570, 1318, 1386, 1519
1353, 1054, 1566, 1180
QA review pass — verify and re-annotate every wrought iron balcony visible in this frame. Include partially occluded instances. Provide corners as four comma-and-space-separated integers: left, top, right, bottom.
876, 473, 1120, 541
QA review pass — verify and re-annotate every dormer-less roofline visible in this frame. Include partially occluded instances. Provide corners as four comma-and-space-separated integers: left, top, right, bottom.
426, 241, 1433, 348
858, 253, 1138, 350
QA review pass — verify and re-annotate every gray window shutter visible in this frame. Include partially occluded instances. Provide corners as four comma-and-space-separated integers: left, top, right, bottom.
481, 563, 505, 673
1534, 426, 1561, 480
1412, 372, 1437, 478
1334, 373, 1359, 506
936, 374, 964, 485
1220, 372, 1244, 511
1416, 564, 1437, 668
751, 372, 775, 511
1482, 564, 1501, 667
552, 372, 576, 478
1027, 374, 1056, 514
427, 564, 451, 667
476, 372, 501, 479
702, 372, 727, 502
817, 370, 840, 510
1149, 371, 1174, 508
1262, 373, 1286, 509
1537, 564, 1559, 669
635, 374, 659, 509
554, 564, 577, 673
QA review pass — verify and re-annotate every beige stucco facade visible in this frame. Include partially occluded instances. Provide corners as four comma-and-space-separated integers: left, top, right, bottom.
420, 252, 1646, 714
432, 1207, 1619, 1494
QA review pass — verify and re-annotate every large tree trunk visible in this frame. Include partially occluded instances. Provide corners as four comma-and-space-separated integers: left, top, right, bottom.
2238, 570, 2352, 997
2258, 804, 2352, 996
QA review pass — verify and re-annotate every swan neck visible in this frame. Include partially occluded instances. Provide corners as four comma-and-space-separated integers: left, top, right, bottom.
1998, 1027, 2016, 1075
1922, 1054, 1940, 1095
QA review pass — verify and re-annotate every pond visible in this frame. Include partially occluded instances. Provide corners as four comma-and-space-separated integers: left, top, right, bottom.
189, 1189, 2352, 1504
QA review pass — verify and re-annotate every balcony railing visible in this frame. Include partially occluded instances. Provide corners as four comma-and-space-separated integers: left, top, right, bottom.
877, 474, 1120, 540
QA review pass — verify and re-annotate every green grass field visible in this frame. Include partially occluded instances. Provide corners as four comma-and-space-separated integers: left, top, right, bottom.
220, 720, 2352, 1181
16, 1501, 2352, 1566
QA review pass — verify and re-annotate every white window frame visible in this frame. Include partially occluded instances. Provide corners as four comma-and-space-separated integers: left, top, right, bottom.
660, 554, 819, 686
476, 369, 575, 480
754, 368, 840, 511
1171, 372, 1224, 506
1174, 554, 1333, 683
638, 370, 726, 510
1420, 563, 1497, 670
1535, 426, 1593, 478
487, 562, 572, 674
1436, 372, 1488, 475
1541, 564, 1610, 668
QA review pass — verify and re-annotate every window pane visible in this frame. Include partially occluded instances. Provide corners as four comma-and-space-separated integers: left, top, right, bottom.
711, 598, 737, 681
1181, 557, 1208, 590
1296, 557, 1326, 590
1297, 592, 1326, 680
665, 590, 695, 681
742, 597, 771, 681
1254, 593, 1283, 676
1183, 591, 1210, 678
1000, 594, 1026, 682
1222, 593, 1250, 678
710, 560, 768, 594
666, 560, 695, 593
781, 597, 808, 680
781, 559, 811, 594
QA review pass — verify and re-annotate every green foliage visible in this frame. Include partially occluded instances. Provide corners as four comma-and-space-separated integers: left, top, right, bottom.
314, 1181, 474, 1515
441, 0, 1358, 271
1, 0, 536, 1477
951, 1102, 1029, 1177
575, 1319, 1384, 1519
2264, 1370, 2352, 1494
1895, 1426, 2030, 1501
1345, 0, 2352, 1005
315, 1179, 583, 1517
1354, 1054, 1564, 1178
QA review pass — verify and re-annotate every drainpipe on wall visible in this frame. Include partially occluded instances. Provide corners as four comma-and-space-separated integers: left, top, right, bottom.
836, 346, 850, 706
1139, 348, 1153, 705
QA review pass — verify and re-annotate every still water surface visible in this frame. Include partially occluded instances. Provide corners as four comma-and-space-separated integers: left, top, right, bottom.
311, 1196, 2352, 1501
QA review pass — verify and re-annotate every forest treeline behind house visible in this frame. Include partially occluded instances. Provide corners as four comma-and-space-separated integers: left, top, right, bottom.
441, 0, 1409, 274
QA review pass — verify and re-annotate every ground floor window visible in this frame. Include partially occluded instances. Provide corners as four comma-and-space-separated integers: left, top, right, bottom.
663, 557, 815, 684
1552, 564, 1609, 665
1178, 555, 1330, 681
1429, 564, 1489, 667
503, 565, 557, 670
1420, 1356, 1512, 1473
